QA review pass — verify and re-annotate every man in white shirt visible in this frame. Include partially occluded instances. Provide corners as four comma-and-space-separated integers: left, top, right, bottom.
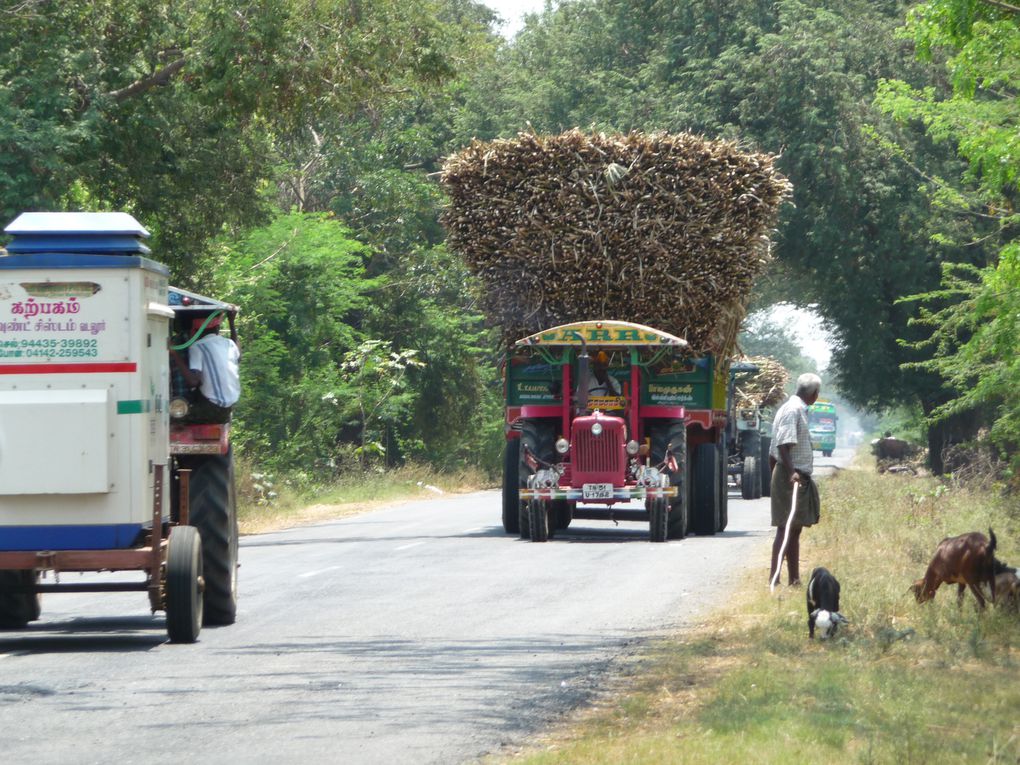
171, 313, 240, 423
768, 373, 822, 586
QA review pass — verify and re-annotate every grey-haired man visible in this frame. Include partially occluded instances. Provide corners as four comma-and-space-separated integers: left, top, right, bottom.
768, 373, 822, 585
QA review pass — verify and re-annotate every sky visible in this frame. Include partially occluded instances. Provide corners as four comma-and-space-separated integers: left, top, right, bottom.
484, 0, 548, 37
768, 304, 833, 371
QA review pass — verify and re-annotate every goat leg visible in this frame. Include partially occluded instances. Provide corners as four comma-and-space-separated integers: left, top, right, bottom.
968, 583, 987, 610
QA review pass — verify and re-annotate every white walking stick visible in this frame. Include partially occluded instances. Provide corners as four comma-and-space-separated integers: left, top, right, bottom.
770, 479, 799, 592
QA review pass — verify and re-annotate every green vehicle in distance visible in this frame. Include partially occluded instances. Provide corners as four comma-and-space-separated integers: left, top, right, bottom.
808, 400, 838, 457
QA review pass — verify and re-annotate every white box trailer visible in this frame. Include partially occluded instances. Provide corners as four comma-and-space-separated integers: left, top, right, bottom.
0, 212, 207, 642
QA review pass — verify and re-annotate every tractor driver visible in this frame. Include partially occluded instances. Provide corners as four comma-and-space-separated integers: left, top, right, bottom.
170, 313, 240, 424
585, 350, 622, 397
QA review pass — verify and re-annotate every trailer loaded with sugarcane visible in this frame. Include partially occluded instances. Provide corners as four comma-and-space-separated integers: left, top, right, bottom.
441, 130, 791, 541
726, 356, 790, 500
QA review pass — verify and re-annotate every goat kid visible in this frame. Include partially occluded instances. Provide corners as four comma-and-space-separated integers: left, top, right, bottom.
910, 528, 998, 609
807, 567, 848, 639
980, 560, 1020, 611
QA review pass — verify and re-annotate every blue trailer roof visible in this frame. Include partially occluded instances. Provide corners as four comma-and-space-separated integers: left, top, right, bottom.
4, 212, 151, 256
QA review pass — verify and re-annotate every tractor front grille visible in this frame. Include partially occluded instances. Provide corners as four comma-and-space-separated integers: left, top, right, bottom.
571, 416, 626, 485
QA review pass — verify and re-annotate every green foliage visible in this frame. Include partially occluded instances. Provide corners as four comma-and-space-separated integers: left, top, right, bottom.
338, 339, 425, 467
739, 308, 820, 379
0, 0, 468, 278
879, 0, 1020, 477
211, 210, 377, 472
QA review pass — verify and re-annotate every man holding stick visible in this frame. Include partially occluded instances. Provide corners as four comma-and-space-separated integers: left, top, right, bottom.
768, 373, 822, 587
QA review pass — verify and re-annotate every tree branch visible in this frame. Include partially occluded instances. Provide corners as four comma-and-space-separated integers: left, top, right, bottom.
980, 0, 1020, 14
104, 57, 186, 102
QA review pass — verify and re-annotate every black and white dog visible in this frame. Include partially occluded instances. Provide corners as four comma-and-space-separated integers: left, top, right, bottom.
807, 567, 848, 639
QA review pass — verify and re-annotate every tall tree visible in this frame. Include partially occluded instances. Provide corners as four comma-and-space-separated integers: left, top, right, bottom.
876, 0, 1020, 474
0, 0, 463, 278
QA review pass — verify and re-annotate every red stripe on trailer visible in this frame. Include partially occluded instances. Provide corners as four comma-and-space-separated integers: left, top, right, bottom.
0, 362, 137, 374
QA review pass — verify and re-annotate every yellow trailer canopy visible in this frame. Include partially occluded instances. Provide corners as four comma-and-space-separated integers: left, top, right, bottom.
514, 320, 688, 348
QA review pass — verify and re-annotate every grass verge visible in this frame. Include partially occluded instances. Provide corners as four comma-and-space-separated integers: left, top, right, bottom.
498, 458, 1020, 764
235, 462, 493, 535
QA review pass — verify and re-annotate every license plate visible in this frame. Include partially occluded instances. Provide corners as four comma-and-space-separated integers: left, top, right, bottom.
582, 483, 614, 499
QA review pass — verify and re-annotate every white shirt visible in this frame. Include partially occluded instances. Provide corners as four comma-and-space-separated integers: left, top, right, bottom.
188, 333, 240, 408
769, 394, 814, 474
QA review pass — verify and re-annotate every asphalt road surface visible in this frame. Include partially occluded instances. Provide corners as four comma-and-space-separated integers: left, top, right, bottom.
0, 448, 853, 764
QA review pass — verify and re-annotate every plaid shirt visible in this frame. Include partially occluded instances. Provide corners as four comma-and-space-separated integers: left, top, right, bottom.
769, 394, 814, 475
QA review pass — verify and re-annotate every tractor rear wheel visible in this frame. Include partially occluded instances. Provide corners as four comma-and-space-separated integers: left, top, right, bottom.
502, 438, 521, 534
691, 442, 721, 535
741, 456, 760, 500
718, 440, 729, 531
760, 437, 773, 497
182, 451, 238, 626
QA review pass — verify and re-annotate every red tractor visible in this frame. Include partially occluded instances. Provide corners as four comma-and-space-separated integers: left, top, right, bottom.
167, 286, 239, 627
501, 321, 694, 542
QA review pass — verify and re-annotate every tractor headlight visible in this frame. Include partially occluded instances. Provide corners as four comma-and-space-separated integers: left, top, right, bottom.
555, 438, 570, 454
591, 422, 603, 437
169, 398, 190, 419
626, 439, 640, 456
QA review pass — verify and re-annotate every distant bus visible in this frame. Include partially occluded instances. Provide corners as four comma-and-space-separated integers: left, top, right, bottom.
808, 400, 838, 457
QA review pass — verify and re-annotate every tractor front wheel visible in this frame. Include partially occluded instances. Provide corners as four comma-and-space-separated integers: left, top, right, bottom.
165, 525, 203, 644
649, 497, 668, 542
529, 499, 550, 542
0, 571, 39, 629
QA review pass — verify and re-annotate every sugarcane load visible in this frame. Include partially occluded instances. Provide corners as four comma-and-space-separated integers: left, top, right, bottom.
440, 129, 791, 541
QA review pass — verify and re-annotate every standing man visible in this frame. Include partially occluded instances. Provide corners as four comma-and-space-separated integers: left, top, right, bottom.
768, 373, 822, 586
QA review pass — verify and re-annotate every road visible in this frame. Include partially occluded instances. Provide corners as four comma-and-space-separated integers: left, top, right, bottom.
0, 449, 852, 764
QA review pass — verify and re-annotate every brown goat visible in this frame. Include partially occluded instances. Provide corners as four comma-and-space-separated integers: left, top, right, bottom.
910, 529, 998, 609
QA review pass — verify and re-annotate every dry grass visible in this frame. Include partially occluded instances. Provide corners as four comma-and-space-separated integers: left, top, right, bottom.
493, 455, 1020, 764
236, 463, 493, 535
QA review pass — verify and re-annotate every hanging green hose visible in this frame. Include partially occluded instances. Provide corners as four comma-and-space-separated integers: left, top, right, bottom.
171, 310, 224, 351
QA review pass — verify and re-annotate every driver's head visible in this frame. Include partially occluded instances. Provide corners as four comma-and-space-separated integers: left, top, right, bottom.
594, 350, 610, 369
191, 313, 223, 335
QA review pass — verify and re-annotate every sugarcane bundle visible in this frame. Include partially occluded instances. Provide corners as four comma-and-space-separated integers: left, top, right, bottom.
440, 129, 792, 356
734, 355, 790, 408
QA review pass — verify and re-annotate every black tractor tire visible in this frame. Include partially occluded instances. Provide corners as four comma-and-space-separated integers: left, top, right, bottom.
182, 451, 238, 626
741, 456, 760, 500
649, 497, 668, 542
649, 420, 688, 540
518, 497, 531, 540
502, 438, 521, 534
529, 499, 550, 542
553, 500, 572, 531
739, 429, 761, 459
760, 436, 773, 497
718, 440, 730, 531
0, 570, 38, 629
165, 525, 203, 643
518, 420, 557, 541
691, 442, 721, 535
